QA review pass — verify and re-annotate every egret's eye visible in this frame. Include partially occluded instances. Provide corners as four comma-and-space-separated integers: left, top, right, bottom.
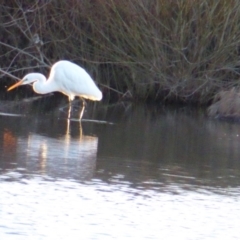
23, 79, 29, 84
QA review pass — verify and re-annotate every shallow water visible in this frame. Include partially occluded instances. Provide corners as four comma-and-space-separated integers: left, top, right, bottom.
0, 100, 240, 239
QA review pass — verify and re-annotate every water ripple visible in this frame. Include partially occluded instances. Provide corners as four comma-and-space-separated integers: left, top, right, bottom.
1, 175, 240, 240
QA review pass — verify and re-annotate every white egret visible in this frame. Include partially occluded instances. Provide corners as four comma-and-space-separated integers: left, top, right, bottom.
7, 60, 102, 120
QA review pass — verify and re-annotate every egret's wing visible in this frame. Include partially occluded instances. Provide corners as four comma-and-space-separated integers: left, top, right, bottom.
57, 62, 102, 101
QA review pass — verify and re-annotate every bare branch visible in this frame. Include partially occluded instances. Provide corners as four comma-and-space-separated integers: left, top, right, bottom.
0, 69, 19, 80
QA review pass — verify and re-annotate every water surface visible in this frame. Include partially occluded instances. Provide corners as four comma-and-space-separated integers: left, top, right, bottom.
0, 100, 240, 239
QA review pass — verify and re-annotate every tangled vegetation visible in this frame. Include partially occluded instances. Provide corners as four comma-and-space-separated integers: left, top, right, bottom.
1, 0, 240, 104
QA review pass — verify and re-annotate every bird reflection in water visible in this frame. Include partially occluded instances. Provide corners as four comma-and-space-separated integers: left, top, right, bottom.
37, 120, 98, 179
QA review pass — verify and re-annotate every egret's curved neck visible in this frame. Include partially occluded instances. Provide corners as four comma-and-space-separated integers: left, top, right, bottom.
32, 74, 57, 94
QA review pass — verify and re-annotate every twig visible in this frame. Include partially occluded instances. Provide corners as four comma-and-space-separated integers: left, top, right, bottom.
0, 69, 19, 80
0, 41, 49, 67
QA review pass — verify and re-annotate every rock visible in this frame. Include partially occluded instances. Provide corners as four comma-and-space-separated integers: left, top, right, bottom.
208, 88, 240, 119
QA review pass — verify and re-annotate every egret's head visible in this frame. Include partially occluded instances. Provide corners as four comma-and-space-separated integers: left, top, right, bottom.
7, 73, 42, 91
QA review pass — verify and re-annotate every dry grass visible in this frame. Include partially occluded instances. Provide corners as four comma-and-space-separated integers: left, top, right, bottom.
1, 0, 240, 103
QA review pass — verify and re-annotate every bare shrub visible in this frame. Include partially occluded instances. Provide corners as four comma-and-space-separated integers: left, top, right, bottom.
1, 0, 240, 102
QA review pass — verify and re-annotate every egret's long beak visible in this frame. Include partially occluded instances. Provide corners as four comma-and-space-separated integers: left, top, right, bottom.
7, 79, 24, 91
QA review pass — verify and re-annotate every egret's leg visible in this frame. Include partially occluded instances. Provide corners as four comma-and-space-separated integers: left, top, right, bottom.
67, 101, 73, 119
60, 99, 80, 113
79, 98, 86, 120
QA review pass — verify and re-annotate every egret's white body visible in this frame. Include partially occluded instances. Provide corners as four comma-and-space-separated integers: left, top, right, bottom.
7, 60, 102, 119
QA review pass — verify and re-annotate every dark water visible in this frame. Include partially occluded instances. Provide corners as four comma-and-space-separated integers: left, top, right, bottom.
0, 98, 240, 239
